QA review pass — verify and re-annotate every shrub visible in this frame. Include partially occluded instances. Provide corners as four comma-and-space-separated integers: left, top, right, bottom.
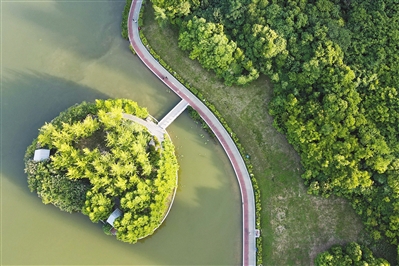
25, 99, 179, 244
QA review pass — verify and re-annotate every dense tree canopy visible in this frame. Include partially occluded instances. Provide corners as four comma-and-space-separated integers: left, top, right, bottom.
315, 242, 390, 266
25, 99, 179, 243
149, 0, 399, 259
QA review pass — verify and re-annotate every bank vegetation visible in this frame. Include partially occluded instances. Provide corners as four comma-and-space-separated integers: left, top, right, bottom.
25, 99, 179, 244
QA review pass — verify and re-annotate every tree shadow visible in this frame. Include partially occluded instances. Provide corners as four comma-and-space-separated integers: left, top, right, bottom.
1, 70, 108, 189
1, 70, 243, 265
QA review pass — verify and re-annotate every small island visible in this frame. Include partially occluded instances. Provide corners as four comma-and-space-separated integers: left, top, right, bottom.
24, 99, 179, 244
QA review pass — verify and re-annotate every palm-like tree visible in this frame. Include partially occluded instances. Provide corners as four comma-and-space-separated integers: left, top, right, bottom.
66, 167, 80, 180
142, 163, 152, 176
28, 99, 179, 244
111, 162, 124, 176
92, 158, 106, 176
115, 177, 127, 192
106, 132, 118, 148
51, 153, 70, 170
136, 131, 149, 147
82, 116, 100, 136
38, 123, 56, 146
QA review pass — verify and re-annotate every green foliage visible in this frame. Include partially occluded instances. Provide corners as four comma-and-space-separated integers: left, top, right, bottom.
102, 223, 113, 236
25, 159, 90, 213
83, 191, 113, 222
151, 0, 198, 24
178, 16, 259, 85
146, 0, 399, 261
25, 99, 178, 243
263, 0, 399, 249
121, 0, 133, 39
137, 2, 263, 259
315, 242, 390, 266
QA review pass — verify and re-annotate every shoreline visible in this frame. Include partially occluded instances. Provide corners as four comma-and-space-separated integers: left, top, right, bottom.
127, 1, 257, 265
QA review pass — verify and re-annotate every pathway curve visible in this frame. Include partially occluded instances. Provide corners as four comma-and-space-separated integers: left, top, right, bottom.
128, 1, 257, 265
121, 113, 165, 142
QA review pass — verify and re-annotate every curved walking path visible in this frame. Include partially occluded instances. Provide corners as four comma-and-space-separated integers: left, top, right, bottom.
128, 1, 257, 265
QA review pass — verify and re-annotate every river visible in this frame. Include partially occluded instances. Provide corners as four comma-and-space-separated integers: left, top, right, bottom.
1, 1, 241, 265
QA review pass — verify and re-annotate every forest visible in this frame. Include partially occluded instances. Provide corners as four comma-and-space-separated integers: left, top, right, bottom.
148, 0, 399, 262
315, 242, 389, 265
24, 99, 179, 244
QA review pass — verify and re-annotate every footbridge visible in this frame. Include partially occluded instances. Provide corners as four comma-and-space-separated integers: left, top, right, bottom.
128, 2, 257, 265
158, 99, 189, 129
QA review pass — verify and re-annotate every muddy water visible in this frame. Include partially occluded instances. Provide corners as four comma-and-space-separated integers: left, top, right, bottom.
1, 1, 241, 265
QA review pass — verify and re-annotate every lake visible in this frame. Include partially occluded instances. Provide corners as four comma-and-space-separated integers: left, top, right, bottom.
1, 1, 241, 265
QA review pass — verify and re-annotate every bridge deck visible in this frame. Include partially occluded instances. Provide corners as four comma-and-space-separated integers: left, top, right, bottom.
158, 99, 189, 129
128, 3, 257, 264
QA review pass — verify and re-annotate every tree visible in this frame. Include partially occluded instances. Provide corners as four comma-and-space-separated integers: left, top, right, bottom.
150, 0, 399, 257
315, 243, 390, 266
25, 99, 179, 243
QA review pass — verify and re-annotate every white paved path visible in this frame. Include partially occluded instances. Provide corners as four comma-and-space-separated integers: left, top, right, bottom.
122, 113, 165, 142
128, 1, 257, 265
158, 99, 189, 129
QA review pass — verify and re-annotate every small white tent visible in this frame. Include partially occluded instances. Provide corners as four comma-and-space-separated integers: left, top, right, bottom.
33, 149, 50, 161
106, 208, 122, 226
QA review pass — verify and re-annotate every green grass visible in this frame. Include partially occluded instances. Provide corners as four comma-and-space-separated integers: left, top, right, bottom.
139, 3, 380, 265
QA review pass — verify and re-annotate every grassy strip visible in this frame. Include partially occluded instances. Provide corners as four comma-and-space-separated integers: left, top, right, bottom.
121, 0, 133, 39
122, 1, 374, 265
134, 3, 264, 263
129, 44, 136, 55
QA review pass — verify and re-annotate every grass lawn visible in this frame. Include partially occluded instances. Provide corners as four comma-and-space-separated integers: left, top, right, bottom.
139, 3, 381, 265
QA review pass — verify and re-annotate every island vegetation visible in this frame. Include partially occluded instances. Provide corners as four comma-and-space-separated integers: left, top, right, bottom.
24, 99, 179, 244
135, 0, 399, 263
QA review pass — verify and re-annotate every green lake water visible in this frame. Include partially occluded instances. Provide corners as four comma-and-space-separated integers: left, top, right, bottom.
1, 1, 241, 265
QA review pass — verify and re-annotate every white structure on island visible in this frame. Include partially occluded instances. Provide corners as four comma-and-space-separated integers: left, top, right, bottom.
33, 149, 50, 161
106, 208, 122, 226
